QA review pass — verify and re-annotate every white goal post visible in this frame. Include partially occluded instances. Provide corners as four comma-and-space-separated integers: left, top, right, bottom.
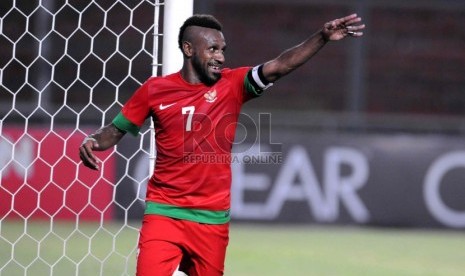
0, 0, 192, 275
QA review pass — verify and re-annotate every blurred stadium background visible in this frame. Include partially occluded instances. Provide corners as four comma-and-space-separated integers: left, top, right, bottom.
1, 0, 465, 275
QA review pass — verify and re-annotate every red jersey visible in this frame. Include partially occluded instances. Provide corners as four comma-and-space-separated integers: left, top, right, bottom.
113, 67, 260, 224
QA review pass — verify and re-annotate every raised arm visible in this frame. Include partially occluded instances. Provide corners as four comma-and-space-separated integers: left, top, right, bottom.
79, 123, 126, 170
262, 13, 365, 83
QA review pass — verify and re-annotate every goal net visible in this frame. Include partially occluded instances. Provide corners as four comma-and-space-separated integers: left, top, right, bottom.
0, 0, 182, 275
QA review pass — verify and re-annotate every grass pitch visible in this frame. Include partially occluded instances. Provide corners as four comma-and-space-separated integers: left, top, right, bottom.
227, 225, 465, 276
1, 221, 464, 275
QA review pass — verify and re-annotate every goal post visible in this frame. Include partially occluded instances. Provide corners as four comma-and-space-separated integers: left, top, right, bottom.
162, 0, 194, 76
150, 0, 193, 175
0, 0, 192, 275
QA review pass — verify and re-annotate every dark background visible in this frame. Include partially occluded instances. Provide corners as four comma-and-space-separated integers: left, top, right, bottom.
2, 0, 465, 133
1, 0, 465, 229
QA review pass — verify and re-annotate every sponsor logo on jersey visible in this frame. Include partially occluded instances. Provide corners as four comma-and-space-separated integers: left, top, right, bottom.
159, 102, 176, 110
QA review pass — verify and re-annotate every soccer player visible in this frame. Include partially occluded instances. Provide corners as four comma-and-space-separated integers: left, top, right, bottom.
79, 13, 365, 276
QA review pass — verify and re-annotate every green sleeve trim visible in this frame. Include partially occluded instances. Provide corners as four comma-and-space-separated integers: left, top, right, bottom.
112, 112, 140, 136
145, 201, 230, 224
244, 73, 264, 98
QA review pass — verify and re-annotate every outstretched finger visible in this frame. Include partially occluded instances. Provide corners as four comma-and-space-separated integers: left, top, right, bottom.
347, 31, 364, 37
328, 14, 361, 30
345, 16, 362, 26
339, 13, 358, 24
346, 24, 366, 32
346, 22, 366, 37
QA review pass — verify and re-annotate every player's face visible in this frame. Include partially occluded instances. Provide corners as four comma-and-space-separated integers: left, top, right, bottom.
191, 28, 226, 85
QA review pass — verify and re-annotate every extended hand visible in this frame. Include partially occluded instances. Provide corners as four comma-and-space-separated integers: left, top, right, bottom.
322, 13, 365, 41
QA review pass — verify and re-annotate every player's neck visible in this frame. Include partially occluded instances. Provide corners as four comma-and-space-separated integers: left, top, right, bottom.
180, 64, 202, 85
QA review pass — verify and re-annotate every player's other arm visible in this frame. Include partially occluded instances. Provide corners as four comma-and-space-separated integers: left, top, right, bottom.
261, 13, 365, 83
79, 124, 125, 170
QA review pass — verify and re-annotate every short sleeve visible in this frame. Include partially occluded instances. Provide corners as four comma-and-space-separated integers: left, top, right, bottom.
112, 79, 152, 136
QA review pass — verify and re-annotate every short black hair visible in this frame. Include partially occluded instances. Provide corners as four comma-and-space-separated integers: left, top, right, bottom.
178, 14, 223, 49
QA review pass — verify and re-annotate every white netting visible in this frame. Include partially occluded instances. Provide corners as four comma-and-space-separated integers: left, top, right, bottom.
0, 1, 163, 275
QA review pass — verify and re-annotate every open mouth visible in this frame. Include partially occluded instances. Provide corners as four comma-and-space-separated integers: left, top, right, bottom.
209, 64, 221, 74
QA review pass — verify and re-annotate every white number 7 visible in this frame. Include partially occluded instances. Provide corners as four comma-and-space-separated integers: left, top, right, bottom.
181, 106, 195, 131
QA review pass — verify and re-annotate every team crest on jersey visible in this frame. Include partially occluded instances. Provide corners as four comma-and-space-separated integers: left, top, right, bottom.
204, 89, 217, 103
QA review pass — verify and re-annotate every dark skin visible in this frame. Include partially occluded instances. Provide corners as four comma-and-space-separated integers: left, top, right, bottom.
79, 13, 365, 170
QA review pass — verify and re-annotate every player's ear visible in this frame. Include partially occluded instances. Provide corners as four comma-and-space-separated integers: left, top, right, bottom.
182, 41, 193, 57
